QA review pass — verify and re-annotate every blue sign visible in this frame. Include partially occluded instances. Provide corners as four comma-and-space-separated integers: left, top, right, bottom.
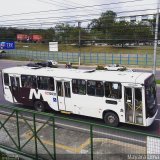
0, 41, 15, 49
53, 98, 57, 102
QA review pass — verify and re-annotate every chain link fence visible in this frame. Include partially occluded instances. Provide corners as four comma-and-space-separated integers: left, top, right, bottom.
3, 49, 160, 66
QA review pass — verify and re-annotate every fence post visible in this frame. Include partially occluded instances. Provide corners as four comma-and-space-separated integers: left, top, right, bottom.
120, 54, 122, 64
16, 110, 21, 151
136, 54, 138, 65
33, 113, 38, 159
105, 53, 107, 64
44, 51, 45, 60
62, 52, 64, 62
36, 51, 37, 61
72, 53, 73, 63
57, 52, 59, 62
52, 117, 56, 160
146, 54, 148, 65
67, 52, 69, 62
83, 53, 86, 64
112, 53, 114, 64
90, 53, 92, 64
128, 54, 130, 64
90, 124, 93, 160
52, 52, 54, 60
48, 52, 49, 60
97, 53, 98, 64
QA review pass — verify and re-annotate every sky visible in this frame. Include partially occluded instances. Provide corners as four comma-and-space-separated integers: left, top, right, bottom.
0, 0, 158, 28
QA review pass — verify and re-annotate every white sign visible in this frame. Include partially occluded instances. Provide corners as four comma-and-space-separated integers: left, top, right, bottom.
49, 42, 58, 51
147, 136, 160, 154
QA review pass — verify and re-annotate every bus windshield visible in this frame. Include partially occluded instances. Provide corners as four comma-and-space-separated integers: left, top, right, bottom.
145, 75, 157, 117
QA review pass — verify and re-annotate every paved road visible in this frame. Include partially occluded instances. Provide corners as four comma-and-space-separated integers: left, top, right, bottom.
0, 59, 160, 136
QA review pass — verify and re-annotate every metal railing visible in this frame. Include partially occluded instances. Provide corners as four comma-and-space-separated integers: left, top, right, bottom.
4, 50, 160, 66
0, 105, 160, 160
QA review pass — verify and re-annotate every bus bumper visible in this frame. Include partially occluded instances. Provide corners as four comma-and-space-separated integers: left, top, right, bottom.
145, 110, 158, 127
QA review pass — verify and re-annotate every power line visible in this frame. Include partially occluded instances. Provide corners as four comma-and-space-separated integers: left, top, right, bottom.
0, 0, 145, 18
0, 2, 156, 24
36, 0, 107, 15
36, 0, 80, 10
0, 10, 156, 28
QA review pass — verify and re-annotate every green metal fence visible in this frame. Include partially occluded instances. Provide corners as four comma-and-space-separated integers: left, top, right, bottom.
0, 105, 160, 160
4, 50, 160, 66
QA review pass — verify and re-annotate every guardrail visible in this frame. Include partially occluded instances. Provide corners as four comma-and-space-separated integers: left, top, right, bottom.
4, 50, 160, 66
0, 105, 160, 160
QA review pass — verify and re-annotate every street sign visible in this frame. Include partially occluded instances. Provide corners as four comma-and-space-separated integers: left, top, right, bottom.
0, 41, 15, 49
49, 42, 58, 51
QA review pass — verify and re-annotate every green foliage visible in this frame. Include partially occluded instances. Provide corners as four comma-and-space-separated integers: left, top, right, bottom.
88, 10, 153, 47
71, 65, 78, 69
0, 10, 155, 46
96, 65, 105, 70
156, 80, 160, 84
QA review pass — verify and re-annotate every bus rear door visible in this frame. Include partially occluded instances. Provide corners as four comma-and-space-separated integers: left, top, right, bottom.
125, 87, 143, 125
9, 75, 20, 103
56, 80, 71, 111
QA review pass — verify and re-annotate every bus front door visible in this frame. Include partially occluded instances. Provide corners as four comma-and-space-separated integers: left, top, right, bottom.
56, 81, 71, 111
10, 76, 20, 103
125, 87, 143, 125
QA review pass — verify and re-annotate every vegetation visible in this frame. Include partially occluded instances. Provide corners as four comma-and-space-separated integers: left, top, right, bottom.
96, 65, 105, 70
0, 10, 159, 47
15, 42, 158, 54
156, 80, 160, 84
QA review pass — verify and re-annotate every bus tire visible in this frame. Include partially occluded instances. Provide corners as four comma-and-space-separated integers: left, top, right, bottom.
103, 111, 119, 127
34, 100, 45, 112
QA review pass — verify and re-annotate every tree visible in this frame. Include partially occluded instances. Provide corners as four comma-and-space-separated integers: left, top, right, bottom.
41, 28, 55, 42
88, 10, 153, 47
88, 10, 117, 40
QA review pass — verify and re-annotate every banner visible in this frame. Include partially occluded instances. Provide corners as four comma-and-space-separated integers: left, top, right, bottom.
0, 41, 15, 49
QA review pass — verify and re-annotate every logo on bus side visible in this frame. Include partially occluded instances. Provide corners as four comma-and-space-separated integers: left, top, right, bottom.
29, 89, 42, 99
29, 89, 54, 100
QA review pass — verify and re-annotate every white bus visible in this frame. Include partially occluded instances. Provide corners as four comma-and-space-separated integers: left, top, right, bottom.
2, 66, 157, 127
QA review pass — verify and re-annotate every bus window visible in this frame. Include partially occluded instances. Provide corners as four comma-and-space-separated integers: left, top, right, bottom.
135, 88, 142, 104
105, 82, 121, 99
87, 80, 96, 96
21, 75, 37, 89
37, 76, 54, 91
4, 73, 9, 86
64, 82, 71, 98
72, 79, 86, 95
96, 81, 104, 97
57, 81, 63, 97
16, 77, 20, 87
87, 80, 104, 97
135, 88, 142, 115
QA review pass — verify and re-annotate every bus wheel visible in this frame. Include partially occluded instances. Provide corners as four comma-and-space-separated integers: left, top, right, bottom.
34, 101, 45, 112
104, 112, 119, 127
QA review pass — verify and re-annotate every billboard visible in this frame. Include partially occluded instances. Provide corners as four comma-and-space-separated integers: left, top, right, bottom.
0, 41, 15, 49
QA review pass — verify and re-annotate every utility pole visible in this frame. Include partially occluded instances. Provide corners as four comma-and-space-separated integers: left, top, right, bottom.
78, 21, 81, 66
153, 0, 160, 75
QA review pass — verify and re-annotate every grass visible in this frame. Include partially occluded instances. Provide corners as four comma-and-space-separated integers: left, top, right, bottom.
15, 42, 160, 54
156, 80, 160, 84
3, 56, 32, 61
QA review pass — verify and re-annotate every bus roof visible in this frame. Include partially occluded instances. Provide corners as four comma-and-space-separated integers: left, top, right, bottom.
2, 66, 153, 84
